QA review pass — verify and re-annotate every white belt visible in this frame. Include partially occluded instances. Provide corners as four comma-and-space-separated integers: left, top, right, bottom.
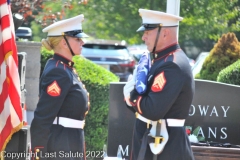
135, 113, 185, 127
53, 117, 85, 129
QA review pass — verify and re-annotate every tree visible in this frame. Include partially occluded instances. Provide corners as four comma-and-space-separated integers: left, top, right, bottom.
11, 0, 88, 27
11, 0, 44, 27
13, 0, 240, 48
196, 32, 240, 81
180, 0, 240, 57
180, 0, 240, 41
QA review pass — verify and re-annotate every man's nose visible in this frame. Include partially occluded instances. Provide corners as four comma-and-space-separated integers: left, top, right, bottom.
80, 39, 84, 45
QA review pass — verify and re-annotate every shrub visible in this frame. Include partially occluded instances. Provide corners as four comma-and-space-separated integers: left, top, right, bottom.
73, 56, 119, 151
217, 59, 240, 85
194, 73, 201, 79
40, 47, 54, 76
197, 32, 240, 81
40, 49, 120, 152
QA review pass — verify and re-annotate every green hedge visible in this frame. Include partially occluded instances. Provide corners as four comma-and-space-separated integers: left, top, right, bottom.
73, 56, 119, 151
197, 32, 240, 81
40, 47, 54, 76
217, 59, 240, 85
40, 47, 119, 152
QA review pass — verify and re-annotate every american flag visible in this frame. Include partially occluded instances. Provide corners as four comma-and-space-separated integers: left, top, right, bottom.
0, 0, 23, 152
136, 51, 151, 94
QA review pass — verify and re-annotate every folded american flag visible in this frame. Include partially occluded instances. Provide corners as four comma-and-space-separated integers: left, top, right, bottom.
135, 51, 151, 94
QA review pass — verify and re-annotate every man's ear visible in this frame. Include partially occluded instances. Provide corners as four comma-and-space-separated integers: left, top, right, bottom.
164, 28, 170, 36
163, 28, 170, 39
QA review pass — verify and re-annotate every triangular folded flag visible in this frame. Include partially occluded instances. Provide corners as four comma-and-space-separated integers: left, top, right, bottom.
136, 51, 151, 94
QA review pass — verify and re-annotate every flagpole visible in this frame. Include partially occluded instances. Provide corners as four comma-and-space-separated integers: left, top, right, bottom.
166, 0, 181, 40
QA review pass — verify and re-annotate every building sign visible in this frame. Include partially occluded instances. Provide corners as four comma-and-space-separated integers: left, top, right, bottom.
107, 80, 240, 158
185, 80, 240, 144
107, 82, 135, 158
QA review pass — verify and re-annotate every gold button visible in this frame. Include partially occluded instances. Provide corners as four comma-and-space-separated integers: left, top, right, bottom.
133, 100, 136, 102
88, 102, 90, 107
36, 149, 40, 152
85, 111, 88, 116
36, 157, 39, 160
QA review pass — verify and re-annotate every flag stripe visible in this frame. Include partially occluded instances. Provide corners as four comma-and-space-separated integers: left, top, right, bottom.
1, 116, 12, 149
0, 96, 11, 132
0, 62, 7, 93
0, 80, 8, 114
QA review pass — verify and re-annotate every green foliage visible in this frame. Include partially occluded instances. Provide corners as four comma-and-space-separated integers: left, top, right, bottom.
194, 73, 201, 79
30, 0, 240, 46
40, 47, 54, 76
217, 59, 240, 85
197, 32, 240, 81
73, 56, 119, 85
185, 126, 205, 142
67, 0, 167, 45
180, 0, 240, 42
73, 56, 119, 151
31, 21, 47, 42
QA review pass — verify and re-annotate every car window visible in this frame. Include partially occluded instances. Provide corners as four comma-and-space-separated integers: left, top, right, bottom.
82, 44, 130, 57
80, 40, 135, 81
15, 27, 32, 41
83, 44, 127, 50
16, 29, 29, 34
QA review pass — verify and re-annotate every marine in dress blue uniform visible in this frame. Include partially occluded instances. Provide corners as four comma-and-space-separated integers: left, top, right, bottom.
123, 9, 195, 160
30, 15, 90, 160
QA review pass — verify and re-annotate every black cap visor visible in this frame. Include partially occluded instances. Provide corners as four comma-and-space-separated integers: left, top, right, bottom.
136, 23, 161, 32
64, 30, 89, 38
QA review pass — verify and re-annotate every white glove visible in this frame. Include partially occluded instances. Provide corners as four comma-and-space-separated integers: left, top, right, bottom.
123, 68, 137, 106
127, 66, 137, 81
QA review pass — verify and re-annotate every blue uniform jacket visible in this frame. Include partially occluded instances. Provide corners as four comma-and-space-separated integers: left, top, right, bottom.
127, 44, 195, 160
30, 53, 89, 160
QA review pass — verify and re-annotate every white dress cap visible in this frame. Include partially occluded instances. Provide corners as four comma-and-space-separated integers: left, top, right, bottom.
137, 9, 183, 32
42, 14, 89, 38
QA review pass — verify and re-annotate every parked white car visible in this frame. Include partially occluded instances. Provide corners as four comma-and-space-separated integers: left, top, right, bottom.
15, 27, 32, 41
